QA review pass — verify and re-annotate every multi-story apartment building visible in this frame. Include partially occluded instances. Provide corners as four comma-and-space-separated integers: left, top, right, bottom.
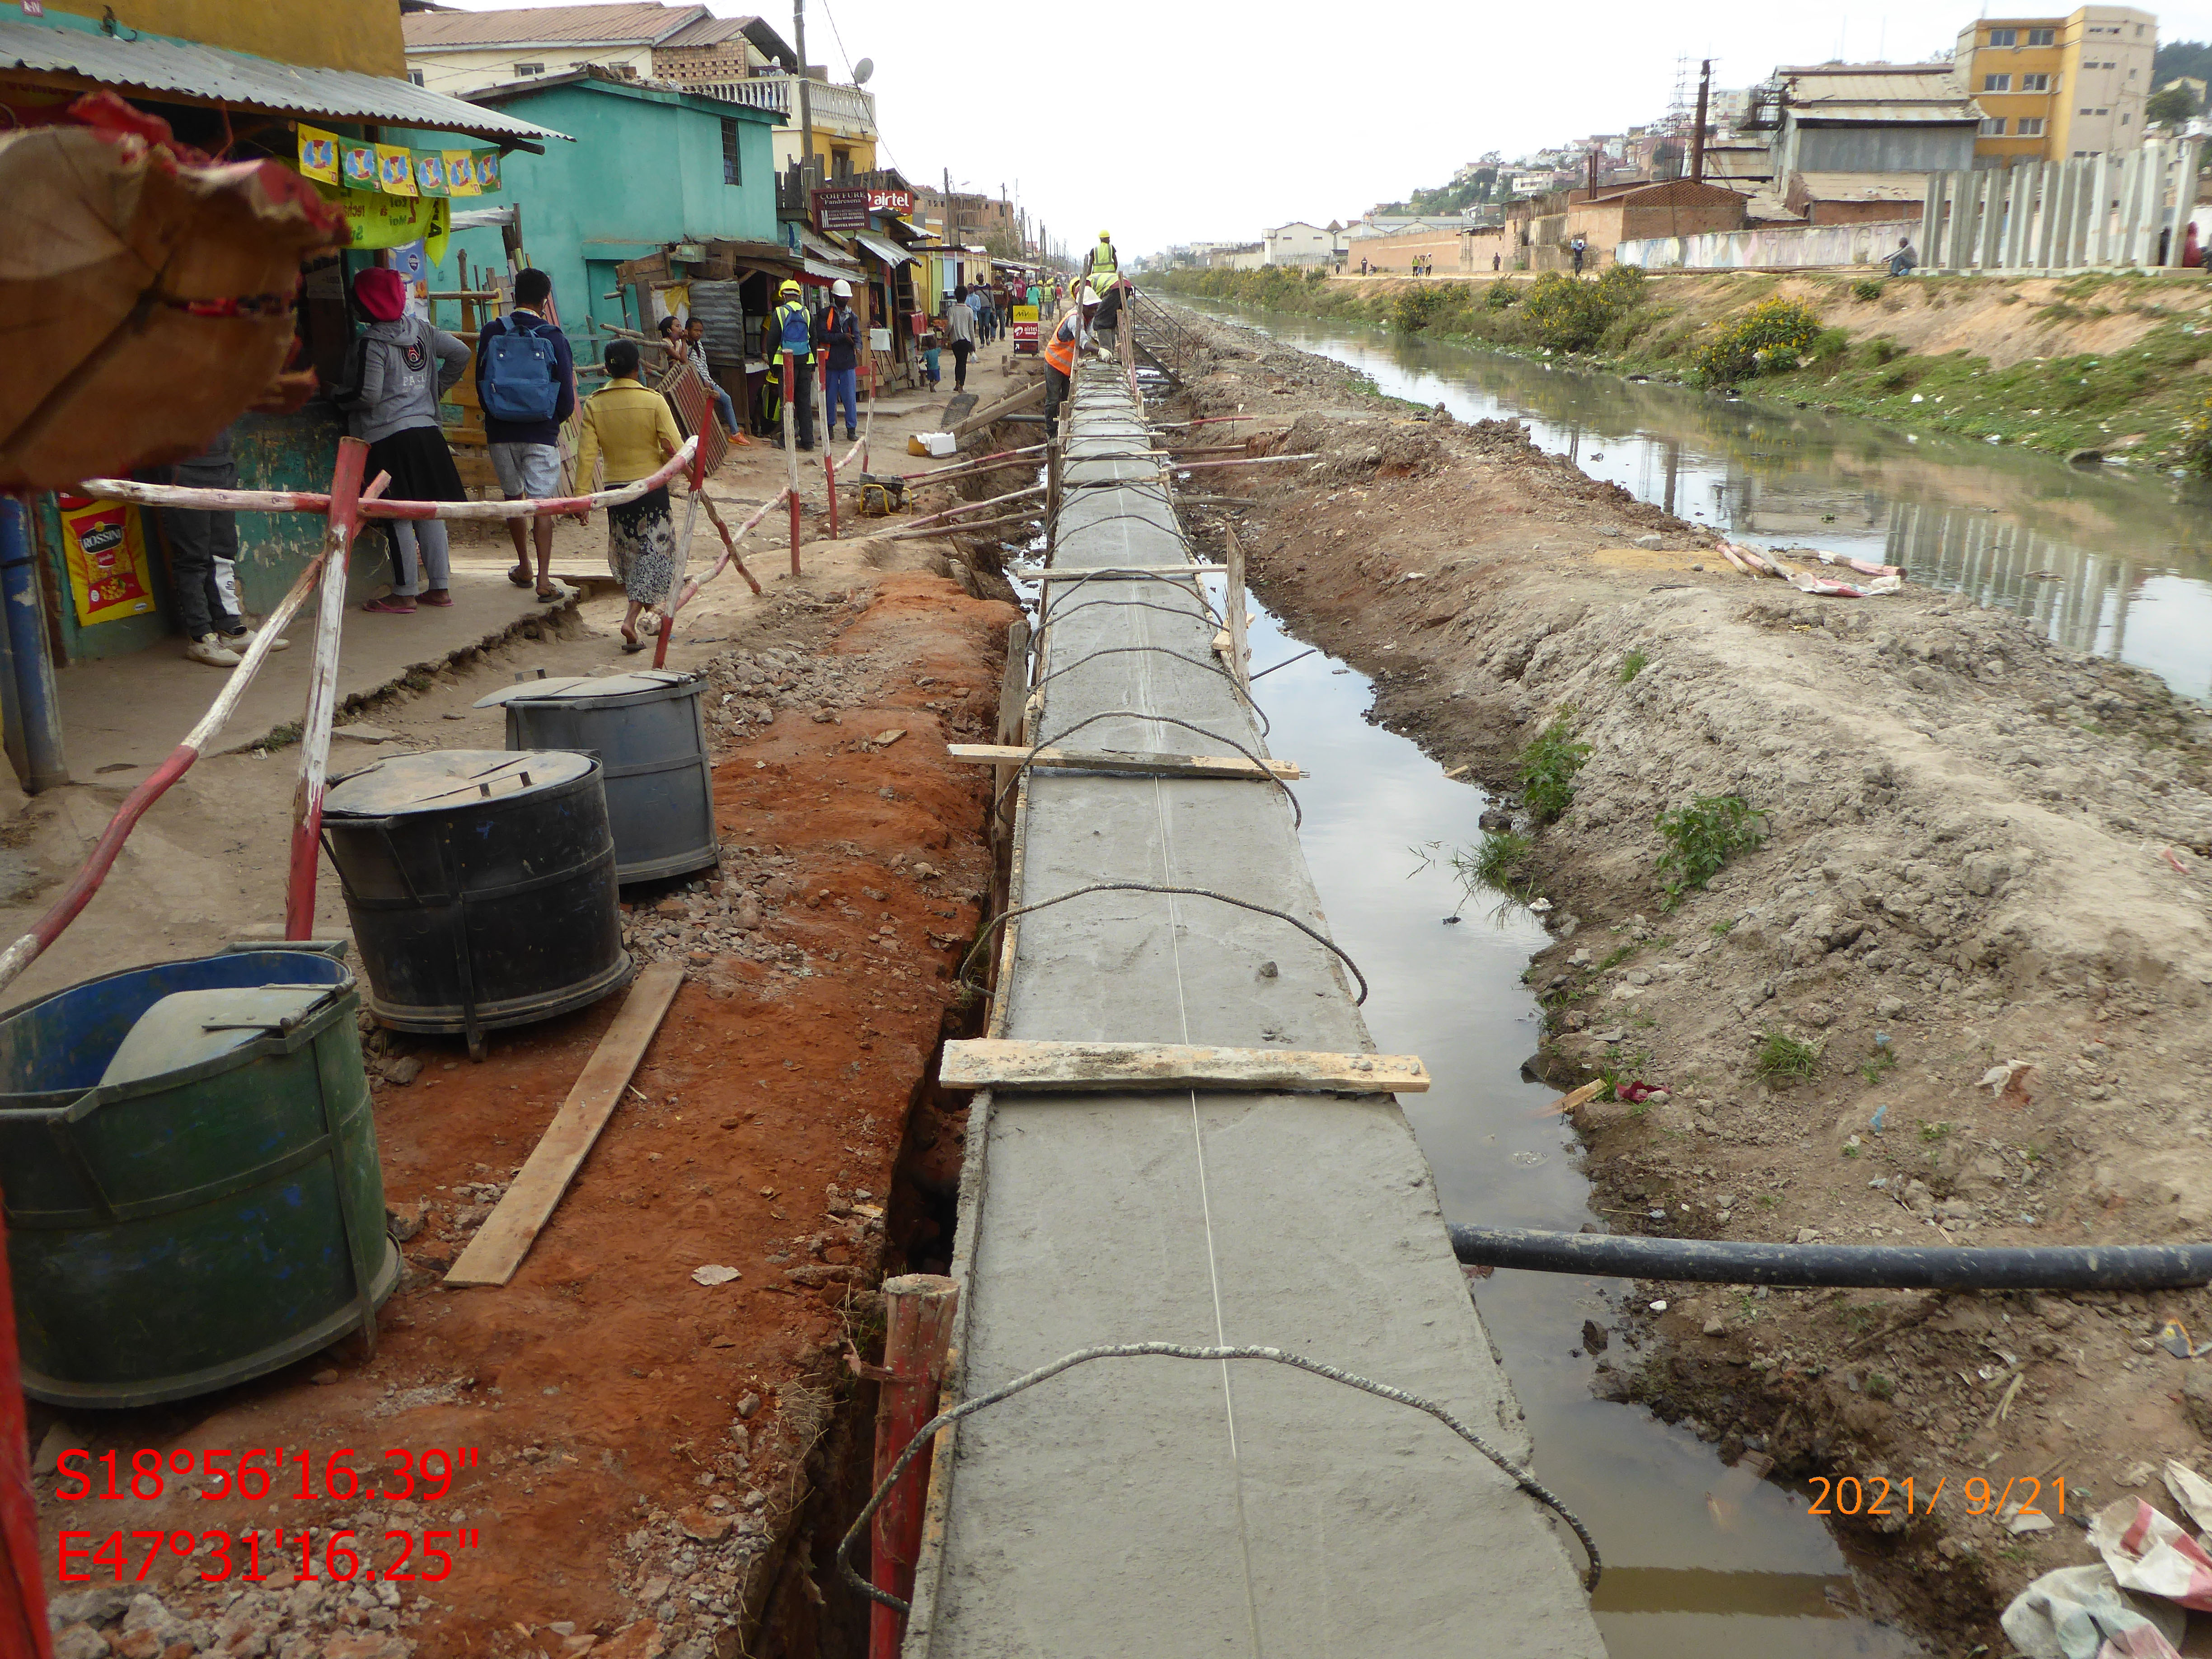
1954, 6, 2157, 163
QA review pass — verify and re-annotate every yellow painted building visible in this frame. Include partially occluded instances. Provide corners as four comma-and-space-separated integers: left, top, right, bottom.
45, 0, 404, 76
1954, 6, 2157, 164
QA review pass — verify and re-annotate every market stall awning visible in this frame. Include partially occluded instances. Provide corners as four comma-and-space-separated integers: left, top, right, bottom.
853, 232, 914, 267
796, 231, 864, 284
0, 14, 571, 144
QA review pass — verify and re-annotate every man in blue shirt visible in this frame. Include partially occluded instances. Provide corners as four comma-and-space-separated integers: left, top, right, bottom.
475, 268, 576, 601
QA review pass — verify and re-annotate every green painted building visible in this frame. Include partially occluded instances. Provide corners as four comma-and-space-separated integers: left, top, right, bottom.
418, 68, 782, 363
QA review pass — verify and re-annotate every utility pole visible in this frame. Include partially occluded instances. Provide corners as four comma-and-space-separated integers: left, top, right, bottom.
793, 0, 814, 199
1691, 58, 1711, 183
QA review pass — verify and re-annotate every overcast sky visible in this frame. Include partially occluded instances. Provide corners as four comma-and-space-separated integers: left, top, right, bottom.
444, 0, 2212, 256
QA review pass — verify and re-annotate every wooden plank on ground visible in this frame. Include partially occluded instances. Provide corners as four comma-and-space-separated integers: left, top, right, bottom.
940, 1039, 1428, 1096
946, 743, 1304, 781
444, 963, 685, 1288
1008, 562, 1223, 578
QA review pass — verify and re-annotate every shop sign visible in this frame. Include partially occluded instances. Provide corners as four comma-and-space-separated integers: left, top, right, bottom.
1012, 303, 1039, 353
811, 187, 870, 231
54, 493, 156, 627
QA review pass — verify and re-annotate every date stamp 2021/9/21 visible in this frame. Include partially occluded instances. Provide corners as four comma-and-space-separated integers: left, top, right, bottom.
1807, 1472, 2067, 1519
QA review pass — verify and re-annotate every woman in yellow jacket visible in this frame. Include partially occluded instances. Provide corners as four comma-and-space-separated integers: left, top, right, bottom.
572, 340, 684, 652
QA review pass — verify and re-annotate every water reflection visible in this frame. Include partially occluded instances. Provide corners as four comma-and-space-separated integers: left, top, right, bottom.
1247, 598, 1922, 1659
1185, 299, 2212, 701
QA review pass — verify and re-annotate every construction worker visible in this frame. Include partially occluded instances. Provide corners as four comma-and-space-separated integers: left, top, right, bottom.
769, 277, 815, 451
1043, 289, 1101, 441
1087, 230, 1119, 295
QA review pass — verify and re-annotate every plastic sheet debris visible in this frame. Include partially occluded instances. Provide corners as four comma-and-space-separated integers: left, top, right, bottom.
1979, 1060, 2039, 1109
2086, 1496, 2212, 1610
2000, 1562, 2185, 1659
2162, 1462, 2212, 1531
691, 1265, 743, 1287
1617, 1081, 1669, 1103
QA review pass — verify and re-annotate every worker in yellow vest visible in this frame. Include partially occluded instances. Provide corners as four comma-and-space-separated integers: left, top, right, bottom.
769, 277, 816, 451
1043, 288, 1101, 441
1087, 231, 1119, 295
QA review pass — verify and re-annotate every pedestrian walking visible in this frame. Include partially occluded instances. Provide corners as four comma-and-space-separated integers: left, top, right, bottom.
2187, 220, 2203, 271
946, 286, 977, 390
570, 339, 683, 654
822, 279, 862, 442
681, 317, 741, 438
147, 424, 289, 666
1493, 252, 1502, 272
1571, 235, 1588, 276
337, 266, 469, 616
475, 267, 575, 603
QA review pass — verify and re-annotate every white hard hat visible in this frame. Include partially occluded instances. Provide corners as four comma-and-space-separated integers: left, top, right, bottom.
831, 279, 852, 298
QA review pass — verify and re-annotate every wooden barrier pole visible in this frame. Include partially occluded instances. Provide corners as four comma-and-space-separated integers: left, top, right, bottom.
784, 356, 801, 577
284, 436, 370, 940
868, 1274, 958, 1659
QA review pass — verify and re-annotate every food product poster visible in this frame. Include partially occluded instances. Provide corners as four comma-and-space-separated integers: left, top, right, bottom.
375, 144, 416, 196
341, 145, 377, 188
55, 494, 157, 627
295, 125, 338, 185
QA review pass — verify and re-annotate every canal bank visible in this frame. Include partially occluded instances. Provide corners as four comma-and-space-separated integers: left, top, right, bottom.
1148, 297, 2212, 1652
1155, 266, 2212, 476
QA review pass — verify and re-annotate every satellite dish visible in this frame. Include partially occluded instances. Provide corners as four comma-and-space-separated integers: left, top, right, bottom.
851, 57, 874, 85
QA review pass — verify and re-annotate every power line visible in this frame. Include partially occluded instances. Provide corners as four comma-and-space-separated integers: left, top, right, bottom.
810, 0, 903, 176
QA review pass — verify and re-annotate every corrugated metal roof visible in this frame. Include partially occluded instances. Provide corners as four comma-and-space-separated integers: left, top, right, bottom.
1794, 171, 1929, 200
402, 3, 703, 50
660, 13, 766, 47
1792, 101, 1981, 123
853, 232, 913, 266
0, 14, 570, 141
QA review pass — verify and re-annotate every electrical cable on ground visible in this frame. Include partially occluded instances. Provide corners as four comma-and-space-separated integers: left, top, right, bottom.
834, 1341, 1601, 1616
956, 881, 1366, 1004
993, 709, 1295, 825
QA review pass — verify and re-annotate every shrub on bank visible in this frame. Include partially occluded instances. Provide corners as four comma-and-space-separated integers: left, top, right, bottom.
2177, 391, 2212, 477
1691, 297, 1823, 385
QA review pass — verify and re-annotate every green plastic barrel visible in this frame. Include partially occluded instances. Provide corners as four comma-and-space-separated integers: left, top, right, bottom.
0, 947, 398, 1408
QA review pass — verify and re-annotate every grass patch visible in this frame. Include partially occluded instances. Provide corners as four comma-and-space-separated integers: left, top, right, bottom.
1595, 943, 1636, 972
1756, 1031, 1823, 1083
1709, 918, 1735, 937
1860, 1047, 1898, 1084
1462, 830, 1532, 892
1518, 714, 1592, 823
1619, 648, 1649, 683
1919, 1120, 1953, 1143
1654, 794, 1766, 907
1865, 1373, 1897, 1401
1598, 1048, 1652, 1102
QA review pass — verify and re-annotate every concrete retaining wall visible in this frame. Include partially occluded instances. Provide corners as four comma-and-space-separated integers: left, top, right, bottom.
1617, 217, 1920, 271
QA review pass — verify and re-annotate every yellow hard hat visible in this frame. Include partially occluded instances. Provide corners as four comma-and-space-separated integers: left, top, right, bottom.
779, 278, 801, 296
1098, 230, 1111, 241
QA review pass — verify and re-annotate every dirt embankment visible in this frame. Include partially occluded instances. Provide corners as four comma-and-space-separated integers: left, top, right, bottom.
1164, 304, 2212, 1649
29, 565, 1017, 1659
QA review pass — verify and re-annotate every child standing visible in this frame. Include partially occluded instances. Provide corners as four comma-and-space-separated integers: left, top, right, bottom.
921, 330, 942, 391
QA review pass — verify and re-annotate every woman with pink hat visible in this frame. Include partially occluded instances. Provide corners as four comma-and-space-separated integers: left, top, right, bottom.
333, 267, 470, 613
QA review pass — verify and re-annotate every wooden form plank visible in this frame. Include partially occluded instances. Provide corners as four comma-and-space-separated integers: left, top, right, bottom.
444, 963, 685, 1288
1008, 562, 1224, 578
947, 743, 1304, 781
940, 1040, 1428, 1096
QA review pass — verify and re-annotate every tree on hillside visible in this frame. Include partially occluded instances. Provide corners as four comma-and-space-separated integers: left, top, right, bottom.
2147, 83, 2200, 126
2156, 40, 2212, 90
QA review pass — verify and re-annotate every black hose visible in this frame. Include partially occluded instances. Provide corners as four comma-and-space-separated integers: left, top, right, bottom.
1448, 1225, 2212, 1291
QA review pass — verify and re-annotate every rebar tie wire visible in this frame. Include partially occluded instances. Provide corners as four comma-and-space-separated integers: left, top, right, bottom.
834, 1340, 1602, 1617
1032, 568, 1226, 613
1026, 637, 1272, 740
957, 880, 1365, 1004
991, 710, 1295, 826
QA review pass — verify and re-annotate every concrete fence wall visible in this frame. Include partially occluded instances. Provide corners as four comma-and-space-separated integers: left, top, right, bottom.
1616, 218, 1921, 271
1919, 139, 2205, 272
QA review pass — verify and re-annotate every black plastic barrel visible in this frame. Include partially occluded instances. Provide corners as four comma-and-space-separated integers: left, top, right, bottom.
475, 670, 719, 884
321, 750, 632, 1056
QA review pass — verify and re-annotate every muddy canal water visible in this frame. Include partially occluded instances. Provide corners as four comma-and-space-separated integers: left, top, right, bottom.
1248, 602, 1918, 1658
1190, 298, 2212, 703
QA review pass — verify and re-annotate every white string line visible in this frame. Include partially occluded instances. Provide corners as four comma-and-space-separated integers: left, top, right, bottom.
1115, 390, 1266, 1659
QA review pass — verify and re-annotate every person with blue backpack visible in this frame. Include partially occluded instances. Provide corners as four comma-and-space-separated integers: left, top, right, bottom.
475, 267, 576, 602
769, 278, 816, 452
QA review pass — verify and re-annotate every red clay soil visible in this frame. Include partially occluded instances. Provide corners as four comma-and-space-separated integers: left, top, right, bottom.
30, 570, 1017, 1659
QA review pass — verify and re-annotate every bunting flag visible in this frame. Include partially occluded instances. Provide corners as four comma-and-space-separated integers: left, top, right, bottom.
300, 130, 503, 200
442, 150, 480, 197
296, 125, 338, 186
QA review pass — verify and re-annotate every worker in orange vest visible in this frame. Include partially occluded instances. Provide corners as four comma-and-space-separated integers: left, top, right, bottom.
1043, 289, 1101, 440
